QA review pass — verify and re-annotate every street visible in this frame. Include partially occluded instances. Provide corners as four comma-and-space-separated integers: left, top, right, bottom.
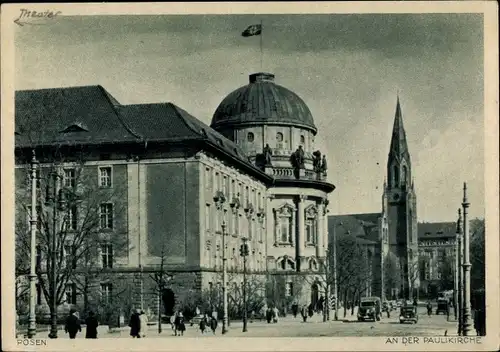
48, 307, 458, 339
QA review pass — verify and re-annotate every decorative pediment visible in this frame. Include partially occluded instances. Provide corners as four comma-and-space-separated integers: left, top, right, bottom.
274, 202, 295, 217
305, 204, 318, 218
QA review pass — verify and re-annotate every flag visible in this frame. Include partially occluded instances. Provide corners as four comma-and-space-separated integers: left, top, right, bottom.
242, 24, 262, 37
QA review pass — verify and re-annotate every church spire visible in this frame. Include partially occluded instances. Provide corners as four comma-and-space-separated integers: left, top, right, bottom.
389, 96, 409, 160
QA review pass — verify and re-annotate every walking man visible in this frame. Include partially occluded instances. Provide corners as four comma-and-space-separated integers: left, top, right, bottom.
64, 308, 82, 339
85, 311, 99, 339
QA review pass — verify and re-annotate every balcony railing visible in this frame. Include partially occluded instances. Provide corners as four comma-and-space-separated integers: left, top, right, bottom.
267, 167, 327, 181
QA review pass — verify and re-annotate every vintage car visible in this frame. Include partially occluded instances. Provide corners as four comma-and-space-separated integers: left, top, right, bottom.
399, 305, 418, 324
436, 299, 449, 315
357, 297, 382, 322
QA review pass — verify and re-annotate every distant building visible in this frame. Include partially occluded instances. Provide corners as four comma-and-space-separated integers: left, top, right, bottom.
15, 73, 334, 319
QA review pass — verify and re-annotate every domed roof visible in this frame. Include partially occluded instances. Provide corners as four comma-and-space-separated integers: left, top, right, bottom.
211, 73, 317, 133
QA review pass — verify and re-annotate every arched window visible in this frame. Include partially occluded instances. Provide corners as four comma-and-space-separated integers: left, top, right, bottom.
300, 135, 305, 144
309, 258, 318, 271
402, 165, 408, 185
393, 165, 399, 187
247, 132, 254, 142
277, 257, 296, 271
275, 204, 294, 244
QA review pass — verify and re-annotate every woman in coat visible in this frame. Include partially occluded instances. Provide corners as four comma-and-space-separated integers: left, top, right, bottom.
209, 315, 218, 334
139, 310, 148, 337
129, 309, 141, 338
175, 312, 186, 336
85, 311, 99, 339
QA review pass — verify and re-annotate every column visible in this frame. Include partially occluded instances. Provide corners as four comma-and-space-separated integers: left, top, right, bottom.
316, 201, 324, 258
297, 195, 306, 269
323, 201, 328, 258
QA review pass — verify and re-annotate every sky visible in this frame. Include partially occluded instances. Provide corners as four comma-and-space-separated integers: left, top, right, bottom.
15, 13, 485, 222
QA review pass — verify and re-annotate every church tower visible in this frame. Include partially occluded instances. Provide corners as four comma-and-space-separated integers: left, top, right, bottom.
383, 97, 419, 300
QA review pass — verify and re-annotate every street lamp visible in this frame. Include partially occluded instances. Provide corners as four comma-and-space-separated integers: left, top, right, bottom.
240, 237, 250, 332
27, 150, 39, 338
46, 168, 65, 339
214, 191, 228, 335
461, 183, 473, 336
456, 208, 463, 336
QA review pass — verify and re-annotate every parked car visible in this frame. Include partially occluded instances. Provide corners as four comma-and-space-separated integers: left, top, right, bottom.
357, 297, 382, 322
436, 299, 449, 315
399, 305, 418, 324
189, 314, 206, 326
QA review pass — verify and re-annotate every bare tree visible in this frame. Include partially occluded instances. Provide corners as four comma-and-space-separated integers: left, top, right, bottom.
148, 243, 173, 334
15, 149, 128, 335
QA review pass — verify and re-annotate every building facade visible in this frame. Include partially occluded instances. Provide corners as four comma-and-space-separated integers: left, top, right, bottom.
15, 73, 335, 322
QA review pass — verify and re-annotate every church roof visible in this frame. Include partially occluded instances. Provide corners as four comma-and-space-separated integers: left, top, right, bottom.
388, 96, 410, 162
211, 72, 317, 133
328, 213, 382, 245
418, 222, 457, 239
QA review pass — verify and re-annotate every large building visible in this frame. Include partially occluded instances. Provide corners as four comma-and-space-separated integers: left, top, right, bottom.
14, 73, 334, 321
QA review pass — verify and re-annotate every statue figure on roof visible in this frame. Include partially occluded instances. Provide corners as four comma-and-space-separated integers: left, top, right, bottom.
312, 150, 322, 173
263, 143, 273, 166
290, 145, 305, 172
321, 155, 327, 173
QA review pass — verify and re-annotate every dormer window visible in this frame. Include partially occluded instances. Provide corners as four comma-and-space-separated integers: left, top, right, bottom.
60, 122, 89, 133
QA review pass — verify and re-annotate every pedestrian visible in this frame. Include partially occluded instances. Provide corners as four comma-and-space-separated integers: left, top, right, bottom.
64, 308, 82, 339
272, 307, 279, 323
266, 307, 272, 324
129, 309, 141, 338
175, 312, 186, 336
85, 311, 99, 339
308, 303, 314, 318
413, 298, 418, 307
301, 305, 308, 323
210, 315, 218, 334
291, 301, 299, 318
199, 314, 207, 334
170, 312, 177, 333
250, 310, 255, 323
139, 310, 148, 337
426, 301, 432, 316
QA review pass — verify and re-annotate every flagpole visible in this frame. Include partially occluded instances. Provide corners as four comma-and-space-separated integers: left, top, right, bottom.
260, 20, 263, 71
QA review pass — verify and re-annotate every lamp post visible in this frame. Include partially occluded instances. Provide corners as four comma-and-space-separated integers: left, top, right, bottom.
453, 210, 459, 321
461, 183, 473, 336
323, 246, 329, 322
27, 151, 39, 338
214, 191, 228, 334
332, 222, 342, 321
240, 237, 249, 332
47, 168, 64, 339
456, 209, 463, 336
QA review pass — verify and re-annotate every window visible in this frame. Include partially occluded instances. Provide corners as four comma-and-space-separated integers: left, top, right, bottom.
205, 204, 211, 233
65, 283, 77, 304
100, 283, 113, 304
309, 259, 318, 271
402, 165, 408, 185
64, 244, 77, 269
278, 258, 295, 271
276, 132, 284, 142
247, 132, 254, 142
63, 169, 76, 188
300, 135, 305, 144
101, 242, 113, 269
306, 219, 317, 244
223, 175, 229, 196
67, 205, 78, 230
206, 167, 213, 192
215, 172, 220, 192
99, 203, 113, 229
279, 216, 292, 243
99, 167, 112, 187
285, 282, 293, 297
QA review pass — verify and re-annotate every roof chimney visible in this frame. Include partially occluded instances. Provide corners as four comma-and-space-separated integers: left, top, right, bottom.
249, 72, 275, 83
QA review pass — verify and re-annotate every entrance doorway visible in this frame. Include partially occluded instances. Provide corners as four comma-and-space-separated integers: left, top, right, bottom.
311, 283, 319, 310
162, 288, 176, 316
